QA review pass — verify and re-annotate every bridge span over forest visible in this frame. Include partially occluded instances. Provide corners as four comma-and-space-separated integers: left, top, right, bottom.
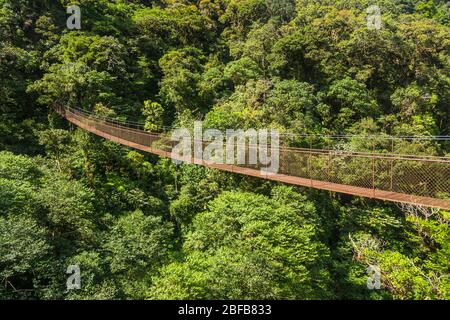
55, 106, 450, 210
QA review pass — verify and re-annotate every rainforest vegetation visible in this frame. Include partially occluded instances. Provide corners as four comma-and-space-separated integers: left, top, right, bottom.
0, 0, 449, 300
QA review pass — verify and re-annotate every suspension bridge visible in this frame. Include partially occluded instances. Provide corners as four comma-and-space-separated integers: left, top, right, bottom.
55, 106, 450, 210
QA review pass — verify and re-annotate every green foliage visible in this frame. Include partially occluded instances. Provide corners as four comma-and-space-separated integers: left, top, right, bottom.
104, 210, 173, 298
151, 189, 331, 299
37, 172, 96, 246
0, 215, 50, 279
105, 210, 173, 275
0, 151, 41, 182
159, 47, 206, 113
224, 57, 262, 85
133, 4, 212, 51
142, 100, 164, 132
264, 80, 317, 131
65, 251, 119, 300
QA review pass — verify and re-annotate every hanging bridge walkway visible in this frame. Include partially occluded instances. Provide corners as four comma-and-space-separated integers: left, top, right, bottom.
55, 106, 450, 210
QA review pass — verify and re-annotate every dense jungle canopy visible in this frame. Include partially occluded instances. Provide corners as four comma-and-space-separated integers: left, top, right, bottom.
0, 0, 449, 300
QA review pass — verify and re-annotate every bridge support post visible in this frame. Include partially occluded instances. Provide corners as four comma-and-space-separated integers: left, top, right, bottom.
372, 141, 376, 198
390, 138, 394, 191
309, 138, 313, 188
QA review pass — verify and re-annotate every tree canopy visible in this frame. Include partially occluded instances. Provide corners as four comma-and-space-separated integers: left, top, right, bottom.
0, 0, 449, 300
